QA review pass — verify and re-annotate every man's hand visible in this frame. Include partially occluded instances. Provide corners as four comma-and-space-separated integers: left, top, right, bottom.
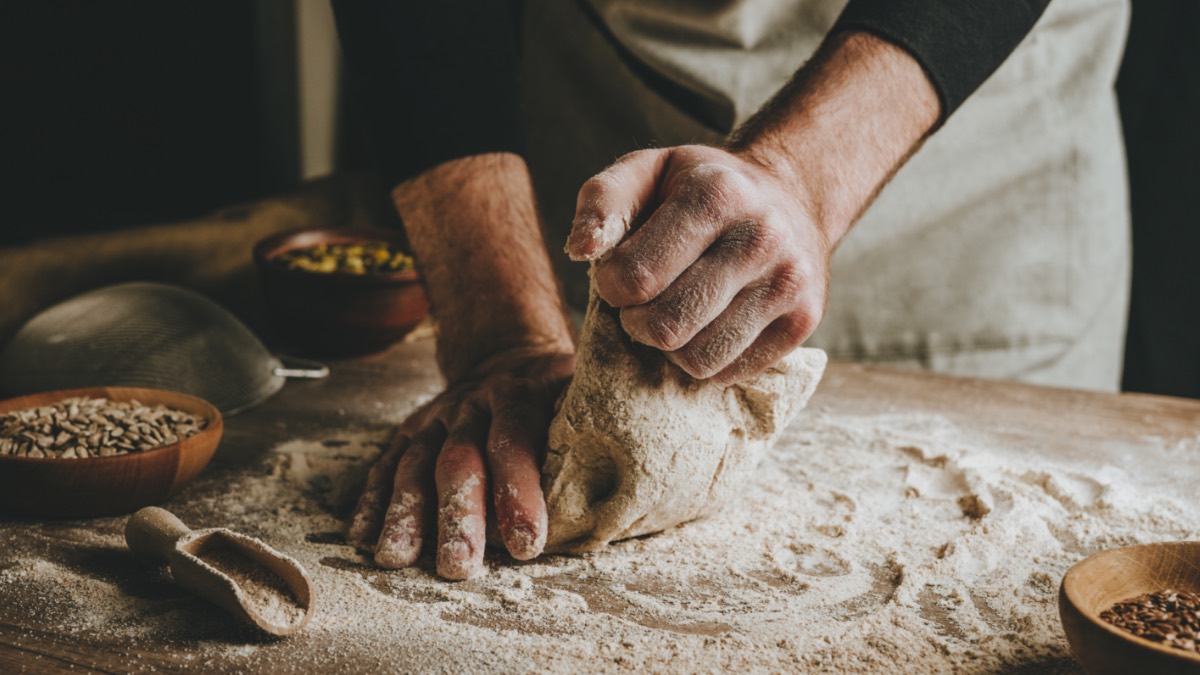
348, 347, 573, 579
568, 145, 832, 385
567, 31, 939, 384
349, 153, 575, 579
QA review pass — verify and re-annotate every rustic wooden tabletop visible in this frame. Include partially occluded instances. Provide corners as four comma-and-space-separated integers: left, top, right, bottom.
1, 335, 1197, 673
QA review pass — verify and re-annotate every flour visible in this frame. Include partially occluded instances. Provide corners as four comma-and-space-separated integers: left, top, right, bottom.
0, 416, 1196, 672
194, 544, 305, 629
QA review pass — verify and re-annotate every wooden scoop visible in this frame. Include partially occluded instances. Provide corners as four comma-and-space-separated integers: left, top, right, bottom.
125, 506, 315, 636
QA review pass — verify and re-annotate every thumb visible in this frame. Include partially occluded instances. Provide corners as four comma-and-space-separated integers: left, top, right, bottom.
566, 148, 670, 261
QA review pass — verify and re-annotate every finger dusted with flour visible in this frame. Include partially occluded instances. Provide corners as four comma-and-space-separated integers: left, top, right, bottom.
374, 425, 441, 569
434, 405, 490, 580
567, 149, 669, 262
486, 378, 557, 560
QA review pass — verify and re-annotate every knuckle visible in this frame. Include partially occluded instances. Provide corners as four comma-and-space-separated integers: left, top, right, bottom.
648, 318, 686, 352
622, 306, 685, 351
683, 163, 748, 212
729, 219, 786, 262
701, 162, 749, 193
776, 309, 818, 345
600, 255, 659, 305
493, 376, 538, 403
423, 396, 459, 429
435, 443, 474, 473
672, 345, 719, 380
622, 147, 663, 165
767, 262, 807, 305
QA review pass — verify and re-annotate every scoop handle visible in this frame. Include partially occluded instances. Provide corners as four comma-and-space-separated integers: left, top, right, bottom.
125, 506, 193, 563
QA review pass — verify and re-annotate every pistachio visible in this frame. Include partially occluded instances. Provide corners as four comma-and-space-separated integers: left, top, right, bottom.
275, 240, 415, 276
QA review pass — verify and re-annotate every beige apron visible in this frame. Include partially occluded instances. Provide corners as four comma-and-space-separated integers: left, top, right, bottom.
522, 0, 1131, 392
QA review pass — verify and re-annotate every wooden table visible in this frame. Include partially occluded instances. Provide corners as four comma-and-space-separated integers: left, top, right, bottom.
2, 336, 1197, 673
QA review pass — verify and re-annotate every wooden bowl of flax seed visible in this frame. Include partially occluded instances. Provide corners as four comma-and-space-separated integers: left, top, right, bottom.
1059, 541, 1200, 674
0, 387, 222, 518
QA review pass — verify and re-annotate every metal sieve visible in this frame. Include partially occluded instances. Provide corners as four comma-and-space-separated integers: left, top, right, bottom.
0, 282, 327, 415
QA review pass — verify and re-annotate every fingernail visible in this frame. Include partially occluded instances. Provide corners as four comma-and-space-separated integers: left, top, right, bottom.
569, 212, 628, 261
566, 226, 599, 259
437, 537, 483, 580
374, 522, 419, 569
505, 524, 545, 561
374, 506, 422, 564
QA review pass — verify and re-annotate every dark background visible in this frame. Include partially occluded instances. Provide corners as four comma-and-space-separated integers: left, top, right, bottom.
0, 2, 1195, 397
1116, 2, 1200, 399
1, 3, 266, 242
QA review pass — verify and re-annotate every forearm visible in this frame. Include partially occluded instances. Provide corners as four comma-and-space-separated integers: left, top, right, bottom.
834, 0, 1051, 120
393, 153, 573, 382
730, 31, 939, 244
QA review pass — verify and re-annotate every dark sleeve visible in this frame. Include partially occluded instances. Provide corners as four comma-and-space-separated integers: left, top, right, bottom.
833, 0, 1052, 125
330, 1, 524, 187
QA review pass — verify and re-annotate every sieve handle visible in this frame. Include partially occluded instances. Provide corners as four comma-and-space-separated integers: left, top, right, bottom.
126, 507, 192, 563
272, 355, 329, 380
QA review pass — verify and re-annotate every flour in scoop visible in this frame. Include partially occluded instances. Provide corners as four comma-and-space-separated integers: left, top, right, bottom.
196, 544, 305, 629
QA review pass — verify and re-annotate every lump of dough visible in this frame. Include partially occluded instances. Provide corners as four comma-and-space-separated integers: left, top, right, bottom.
543, 277, 826, 553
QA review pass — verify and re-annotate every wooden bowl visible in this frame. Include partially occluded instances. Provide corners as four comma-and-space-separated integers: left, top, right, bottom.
1059, 541, 1200, 674
0, 387, 223, 519
253, 227, 429, 356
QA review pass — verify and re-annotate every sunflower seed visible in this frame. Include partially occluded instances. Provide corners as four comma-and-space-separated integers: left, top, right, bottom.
0, 397, 208, 459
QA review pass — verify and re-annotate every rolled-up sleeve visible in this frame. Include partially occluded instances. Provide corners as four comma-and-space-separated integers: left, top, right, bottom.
833, 0, 1053, 125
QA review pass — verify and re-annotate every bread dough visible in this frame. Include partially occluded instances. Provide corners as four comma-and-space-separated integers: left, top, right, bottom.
543, 276, 827, 552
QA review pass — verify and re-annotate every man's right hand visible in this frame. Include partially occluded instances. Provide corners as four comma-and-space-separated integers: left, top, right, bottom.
566, 31, 938, 385
347, 153, 575, 579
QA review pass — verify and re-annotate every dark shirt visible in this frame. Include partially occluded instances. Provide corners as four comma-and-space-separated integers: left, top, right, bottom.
332, 0, 1052, 187
836, 0, 1052, 124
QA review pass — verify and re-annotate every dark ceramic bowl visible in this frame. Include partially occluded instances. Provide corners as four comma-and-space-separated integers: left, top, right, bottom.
253, 227, 429, 356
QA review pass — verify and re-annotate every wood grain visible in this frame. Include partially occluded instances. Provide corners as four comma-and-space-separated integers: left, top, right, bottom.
0, 337, 1197, 672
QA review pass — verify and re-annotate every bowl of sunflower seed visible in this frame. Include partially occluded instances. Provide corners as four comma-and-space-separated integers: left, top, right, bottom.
0, 387, 222, 518
253, 227, 429, 355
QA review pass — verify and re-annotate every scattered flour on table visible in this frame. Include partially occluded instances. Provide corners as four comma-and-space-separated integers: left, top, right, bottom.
1, 419, 1196, 672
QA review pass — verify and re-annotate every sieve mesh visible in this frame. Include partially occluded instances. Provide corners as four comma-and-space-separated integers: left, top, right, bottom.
0, 283, 285, 414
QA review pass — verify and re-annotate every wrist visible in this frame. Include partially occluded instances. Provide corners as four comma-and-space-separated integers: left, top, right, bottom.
730, 30, 939, 244
391, 153, 575, 381
434, 312, 574, 384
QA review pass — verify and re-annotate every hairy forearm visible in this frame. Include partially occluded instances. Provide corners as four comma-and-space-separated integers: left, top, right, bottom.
730, 30, 940, 245
392, 153, 573, 381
